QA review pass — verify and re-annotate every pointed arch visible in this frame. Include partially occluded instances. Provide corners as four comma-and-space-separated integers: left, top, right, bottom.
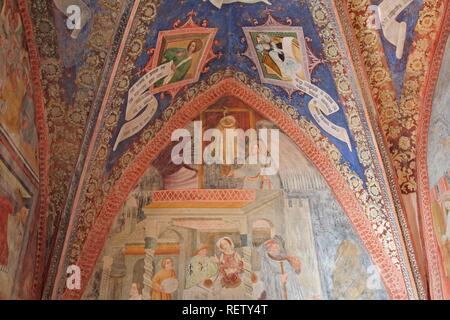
17, 0, 50, 299
61, 78, 409, 299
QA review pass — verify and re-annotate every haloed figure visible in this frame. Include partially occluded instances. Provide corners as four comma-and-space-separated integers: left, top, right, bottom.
217, 237, 245, 299
259, 236, 304, 300
156, 39, 203, 87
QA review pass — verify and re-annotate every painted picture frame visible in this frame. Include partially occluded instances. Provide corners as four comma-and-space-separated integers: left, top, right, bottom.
243, 23, 311, 90
145, 14, 218, 98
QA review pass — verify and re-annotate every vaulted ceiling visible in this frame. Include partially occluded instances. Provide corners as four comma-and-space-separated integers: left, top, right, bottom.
7, 0, 449, 299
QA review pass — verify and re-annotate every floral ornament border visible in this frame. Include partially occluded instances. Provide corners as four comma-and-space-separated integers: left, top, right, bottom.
45, 2, 139, 299
416, 2, 450, 300
345, 0, 416, 195
25, 0, 132, 298
338, 0, 429, 299
399, 0, 448, 196
345, 0, 447, 196
344, 0, 449, 298
307, 0, 419, 297
50, 0, 162, 298
401, 0, 449, 299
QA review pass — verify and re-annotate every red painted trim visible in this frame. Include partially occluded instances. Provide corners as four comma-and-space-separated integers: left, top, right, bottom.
416, 2, 450, 300
152, 189, 257, 202
17, 0, 50, 299
61, 78, 408, 300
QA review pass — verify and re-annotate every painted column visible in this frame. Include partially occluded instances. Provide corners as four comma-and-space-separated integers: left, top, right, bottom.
241, 234, 253, 299
98, 256, 113, 299
142, 237, 157, 300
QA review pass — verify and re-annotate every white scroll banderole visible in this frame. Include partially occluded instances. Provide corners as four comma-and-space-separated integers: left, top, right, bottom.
113, 61, 174, 151
378, 0, 413, 59
295, 78, 352, 152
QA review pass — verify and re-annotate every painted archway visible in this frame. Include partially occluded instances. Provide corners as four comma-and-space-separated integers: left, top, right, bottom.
60, 78, 410, 299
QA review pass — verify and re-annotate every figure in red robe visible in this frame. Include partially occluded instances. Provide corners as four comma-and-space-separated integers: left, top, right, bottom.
0, 196, 13, 270
217, 237, 243, 288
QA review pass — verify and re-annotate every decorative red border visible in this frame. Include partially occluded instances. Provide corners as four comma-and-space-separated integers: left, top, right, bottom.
152, 189, 257, 202
416, 2, 450, 300
61, 78, 408, 300
17, 0, 50, 299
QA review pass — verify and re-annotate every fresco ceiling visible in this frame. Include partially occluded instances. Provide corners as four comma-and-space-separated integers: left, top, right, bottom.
3, 0, 447, 300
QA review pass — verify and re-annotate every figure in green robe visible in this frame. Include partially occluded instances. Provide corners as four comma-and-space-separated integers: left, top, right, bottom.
185, 245, 218, 289
155, 39, 203, 87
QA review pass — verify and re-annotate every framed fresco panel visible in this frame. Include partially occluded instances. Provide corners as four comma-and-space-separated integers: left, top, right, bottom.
146, 21, 217, 96
243, 24, 311, 89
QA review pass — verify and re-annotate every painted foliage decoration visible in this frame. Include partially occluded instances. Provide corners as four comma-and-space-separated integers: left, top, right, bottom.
426, 36, 450, 298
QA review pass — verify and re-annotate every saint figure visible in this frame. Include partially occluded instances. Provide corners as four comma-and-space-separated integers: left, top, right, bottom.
155, 39, 203, 87
258, 236, 304, 300
255, 33, 305, 82
215, 237, 246, 299
217, 237, 243, 289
